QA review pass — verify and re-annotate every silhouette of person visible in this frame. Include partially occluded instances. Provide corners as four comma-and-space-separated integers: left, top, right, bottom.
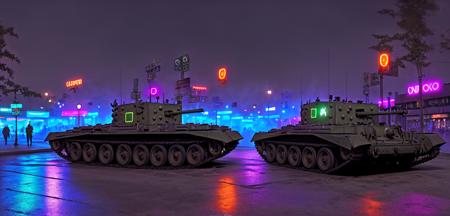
26, 123, 34, 146
2, 125, 10, 145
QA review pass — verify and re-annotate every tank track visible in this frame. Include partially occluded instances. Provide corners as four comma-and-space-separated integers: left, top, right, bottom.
49, 139, 238, 169
254, 141, 442, 174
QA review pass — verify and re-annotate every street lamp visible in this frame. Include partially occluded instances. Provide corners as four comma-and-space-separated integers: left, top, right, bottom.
266, 90, 272, 95
44, 92, 49, 97
76, 104, 82, 126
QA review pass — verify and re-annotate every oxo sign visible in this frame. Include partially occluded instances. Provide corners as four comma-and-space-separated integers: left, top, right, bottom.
407, 81, 442, 96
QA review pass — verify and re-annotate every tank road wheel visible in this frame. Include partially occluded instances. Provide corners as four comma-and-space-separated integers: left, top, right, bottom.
168, 145, 186, 167
149, 145, 166, 167
256, 143, 265, 155
339, 147, 351, 161
302, 147, 317, 169
98, 144, 114, 164
317, 148, 336, 172
68, 142, 82, 161
134, 145, 150, 167
276, 145, 288, 164
50, 141, 63, 151
288, 146, 302, 167
208, 142, 223, 156
187, 144, 205, 166
116, 144, 132, 166
264, 144, 276, 162
82, 143, 97, 163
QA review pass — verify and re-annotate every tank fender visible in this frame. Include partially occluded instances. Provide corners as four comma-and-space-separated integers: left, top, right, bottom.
313, 134, 371, 150
182, 130, 243, 143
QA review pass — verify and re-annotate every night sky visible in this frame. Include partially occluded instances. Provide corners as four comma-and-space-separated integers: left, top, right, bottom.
1, 0, 450, 108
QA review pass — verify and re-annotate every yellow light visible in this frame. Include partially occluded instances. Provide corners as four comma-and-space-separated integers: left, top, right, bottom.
379, 53, 389, 68
218, 67, 227, 81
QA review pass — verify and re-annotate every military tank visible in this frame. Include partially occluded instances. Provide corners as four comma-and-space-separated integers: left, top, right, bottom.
46, 100, 242, 168
252, 98, 445, 174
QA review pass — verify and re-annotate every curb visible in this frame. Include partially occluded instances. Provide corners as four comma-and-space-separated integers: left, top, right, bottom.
0, 148, 53, 156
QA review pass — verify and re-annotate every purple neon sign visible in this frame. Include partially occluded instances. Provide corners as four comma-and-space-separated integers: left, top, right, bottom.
407, 80, 442, 96
378, 99, 395, 109
150, 87, 158, 96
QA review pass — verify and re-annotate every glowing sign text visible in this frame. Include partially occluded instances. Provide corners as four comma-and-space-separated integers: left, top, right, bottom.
407, 81, 441, 96
66, 79, 83, 88
192, 85, 207, 91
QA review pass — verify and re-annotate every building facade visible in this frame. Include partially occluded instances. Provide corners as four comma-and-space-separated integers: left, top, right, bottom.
395, 82, 450, 132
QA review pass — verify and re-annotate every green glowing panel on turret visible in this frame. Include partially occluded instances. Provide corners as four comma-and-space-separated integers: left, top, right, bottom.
301, 101, 379, 125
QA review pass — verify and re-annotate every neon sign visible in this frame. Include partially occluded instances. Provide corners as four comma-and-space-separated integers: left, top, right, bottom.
407, 81, 441, 96
379, 53, 389, 68
378, 99, 395, 109
26, 111, 50, 118
66, 79, 83, 88
218, 67, 227, 81
150, 87, 158, 96
192, 85, 207, 91
62, 110, 88, 117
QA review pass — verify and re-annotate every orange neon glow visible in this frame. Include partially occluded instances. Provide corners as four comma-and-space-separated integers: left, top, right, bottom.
192, 85, 208, 91
65, 79, 83, 88
216, 177, 237, 214
379, 53, 389, 68
218, 67, 227, 81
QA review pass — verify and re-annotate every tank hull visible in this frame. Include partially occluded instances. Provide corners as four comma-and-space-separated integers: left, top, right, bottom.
46, 124, 242, 168
252, 125, 445, 174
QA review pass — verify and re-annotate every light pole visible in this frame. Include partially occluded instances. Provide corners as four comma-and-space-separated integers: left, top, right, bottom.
77, 104, 82, 126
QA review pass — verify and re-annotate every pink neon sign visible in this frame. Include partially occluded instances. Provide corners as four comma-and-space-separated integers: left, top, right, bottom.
378, 99, 395, 109
62, 110, 88, 117
150, 87, 158, 96
407, 81, 441, 96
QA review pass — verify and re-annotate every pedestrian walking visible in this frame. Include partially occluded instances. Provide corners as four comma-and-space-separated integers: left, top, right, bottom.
26, 123, 33, 146
2, 125, 10, 145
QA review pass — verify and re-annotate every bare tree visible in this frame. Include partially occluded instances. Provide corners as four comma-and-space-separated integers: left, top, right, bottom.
0, 23, 41, 99
371, 0, 440, 132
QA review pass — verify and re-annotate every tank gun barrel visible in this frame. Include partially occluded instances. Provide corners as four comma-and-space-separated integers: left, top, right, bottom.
164, 108, 205, 116
356, 110, 407, 118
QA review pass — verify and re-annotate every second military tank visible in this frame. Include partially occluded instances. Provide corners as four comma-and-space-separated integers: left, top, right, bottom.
252, 98, 445, 174
46, 100, 242, 168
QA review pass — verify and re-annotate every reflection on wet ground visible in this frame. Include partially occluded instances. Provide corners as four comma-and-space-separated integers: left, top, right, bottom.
1, 149, 450, 215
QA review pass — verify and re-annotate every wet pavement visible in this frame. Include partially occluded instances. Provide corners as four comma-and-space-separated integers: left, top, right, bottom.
0, 141, 50, 156
1, 149, 450, 216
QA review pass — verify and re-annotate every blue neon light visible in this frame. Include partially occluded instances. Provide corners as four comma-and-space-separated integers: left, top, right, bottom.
87, 112, 99, 117
0, 107, 11, 113
217, 110, 232, 115
26, 111, 50, 118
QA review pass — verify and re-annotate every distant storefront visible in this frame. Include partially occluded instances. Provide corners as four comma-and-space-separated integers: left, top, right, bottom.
395, 81, 450, 132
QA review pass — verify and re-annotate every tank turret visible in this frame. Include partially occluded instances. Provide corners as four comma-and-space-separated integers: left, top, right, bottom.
110, 100, 204, 127
300, 101, 406, 126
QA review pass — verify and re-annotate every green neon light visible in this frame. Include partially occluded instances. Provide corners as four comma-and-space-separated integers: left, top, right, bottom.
311, 108, 317, 119
319, 107, 327, 117
124, 112, 134, 123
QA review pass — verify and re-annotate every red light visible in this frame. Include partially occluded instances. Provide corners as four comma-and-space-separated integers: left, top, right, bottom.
66, 79, 83, 88
218, 67, 227, 81
192, 85, 207, 91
